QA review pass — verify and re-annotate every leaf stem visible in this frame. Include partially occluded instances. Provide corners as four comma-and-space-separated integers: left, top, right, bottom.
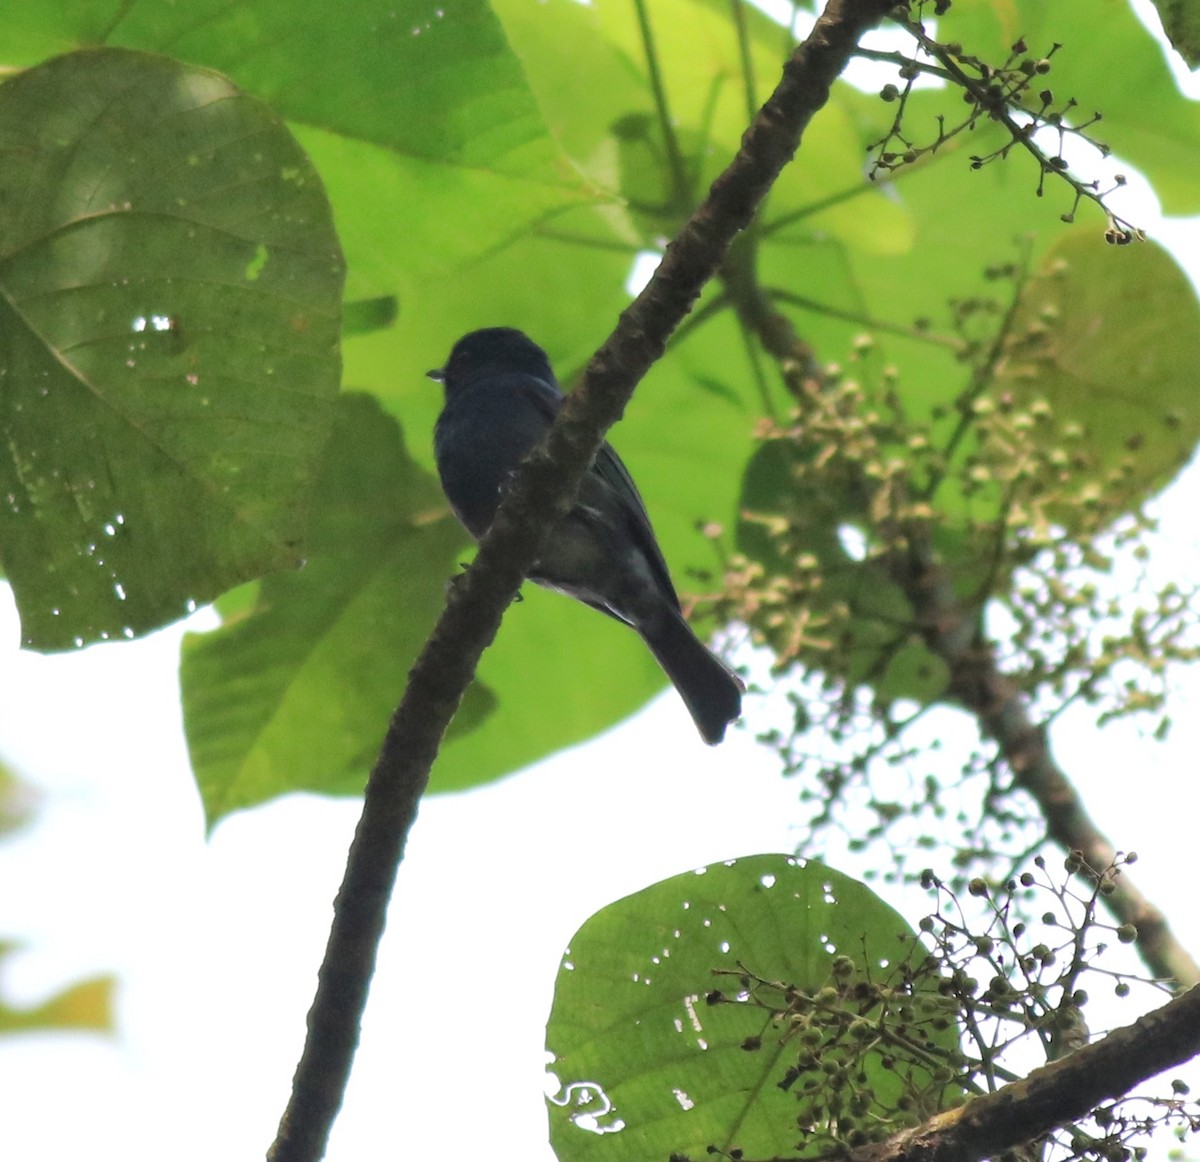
633, 0, 692, 212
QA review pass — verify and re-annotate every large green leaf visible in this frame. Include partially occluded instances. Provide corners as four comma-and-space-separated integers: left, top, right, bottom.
1152, 0, 1200, 68
547, 855, 955, 1162
996, 233, 1200, 508
0, 0, 596, 300
494, 0, 913, 254
101, 0, 555, 171
181, 393, 492, 823
0, 47, 343, 650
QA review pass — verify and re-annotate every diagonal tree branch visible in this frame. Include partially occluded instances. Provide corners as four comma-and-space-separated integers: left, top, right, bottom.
896, 556, 1200, 989
266, 3, 896, 1160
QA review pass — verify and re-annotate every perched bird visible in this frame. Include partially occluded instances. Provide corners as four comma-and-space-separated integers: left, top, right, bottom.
430, 327, 743, 744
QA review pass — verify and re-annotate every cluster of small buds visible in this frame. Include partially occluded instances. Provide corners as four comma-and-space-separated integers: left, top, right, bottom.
866, 7, 1141, 243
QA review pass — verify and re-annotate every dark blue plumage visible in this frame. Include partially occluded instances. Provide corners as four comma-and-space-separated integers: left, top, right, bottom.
430, 327, 743, 744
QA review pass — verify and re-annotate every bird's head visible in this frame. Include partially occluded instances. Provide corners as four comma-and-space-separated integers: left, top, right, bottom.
427, 328, 556, 394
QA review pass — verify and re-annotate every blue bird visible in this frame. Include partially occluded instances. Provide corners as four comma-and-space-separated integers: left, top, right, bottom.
430, 328, 743, 744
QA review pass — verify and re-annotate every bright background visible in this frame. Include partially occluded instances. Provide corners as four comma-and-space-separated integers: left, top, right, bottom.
2, 8, 1200, 1160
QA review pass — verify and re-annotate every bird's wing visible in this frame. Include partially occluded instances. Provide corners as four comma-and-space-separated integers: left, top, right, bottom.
518, 375, 681, 612
590, 442, 680, 608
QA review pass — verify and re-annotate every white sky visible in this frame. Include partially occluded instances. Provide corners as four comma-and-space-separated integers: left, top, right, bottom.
3, 10, 1200, 1160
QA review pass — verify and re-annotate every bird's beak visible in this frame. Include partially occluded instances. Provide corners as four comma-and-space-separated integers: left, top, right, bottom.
426, 367, 445, 383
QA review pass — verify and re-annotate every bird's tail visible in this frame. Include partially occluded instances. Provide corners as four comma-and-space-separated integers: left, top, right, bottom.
641, 608, 744, 745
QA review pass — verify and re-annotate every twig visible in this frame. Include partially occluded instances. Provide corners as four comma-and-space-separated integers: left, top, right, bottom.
849, 984, 1200, 1162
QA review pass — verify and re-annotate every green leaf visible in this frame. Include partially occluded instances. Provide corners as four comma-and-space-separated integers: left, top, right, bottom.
0, 47, 343, 650
998, 233, 1200, 508
2, 0, 598, 297
0, 943, 114, 1037
342, 296, 398, 337
180, 393, 490, 825
1152, 0, 1200, 68
292, 122, 592, 303
494, 0, 912, 254
546, 854, 954, 1162
102, 0, 558, 173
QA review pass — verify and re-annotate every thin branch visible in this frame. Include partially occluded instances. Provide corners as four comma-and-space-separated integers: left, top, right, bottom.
265, 3, 896, 1160
851, 44, 955, 82
767, 286, 965, 351
891, 15, 1143, 242
759, 178, 895, 239
731, 0, 760, 122
848, 983, 1200, 1162
634, 0, 692, 211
